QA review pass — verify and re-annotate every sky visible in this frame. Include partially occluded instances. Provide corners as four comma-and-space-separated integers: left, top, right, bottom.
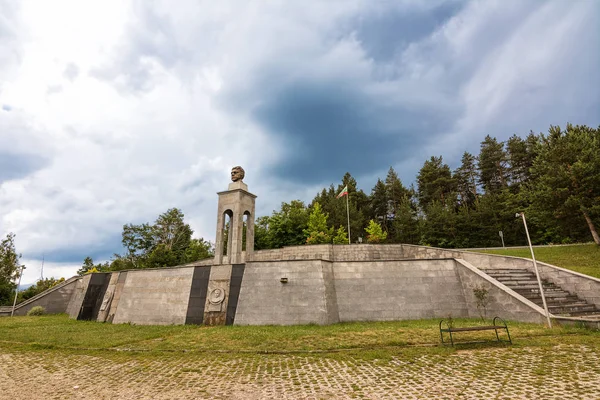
1, 0, 598, 284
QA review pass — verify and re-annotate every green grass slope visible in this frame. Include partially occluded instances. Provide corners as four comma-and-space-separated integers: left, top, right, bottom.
475, 244, 600, 279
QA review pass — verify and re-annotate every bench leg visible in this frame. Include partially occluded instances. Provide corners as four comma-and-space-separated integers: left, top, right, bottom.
505, 327, 512, 344
494, 328, 500, 342
449, 330, 454, 346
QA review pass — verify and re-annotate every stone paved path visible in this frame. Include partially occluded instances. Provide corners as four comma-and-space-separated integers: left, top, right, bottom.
1, 345, 599, 399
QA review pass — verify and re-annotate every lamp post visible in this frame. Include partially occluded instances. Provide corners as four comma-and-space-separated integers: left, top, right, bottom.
516, 212, 552, 328
11, 265, 25, 317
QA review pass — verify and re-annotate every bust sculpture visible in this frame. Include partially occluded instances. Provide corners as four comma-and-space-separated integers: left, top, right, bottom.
231, 166, 245, 182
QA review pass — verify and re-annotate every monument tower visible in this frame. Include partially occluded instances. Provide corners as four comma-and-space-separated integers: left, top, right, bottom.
213, 166, 257, 264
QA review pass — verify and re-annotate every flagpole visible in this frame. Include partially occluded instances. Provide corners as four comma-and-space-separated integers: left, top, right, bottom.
346, 193, 351, 244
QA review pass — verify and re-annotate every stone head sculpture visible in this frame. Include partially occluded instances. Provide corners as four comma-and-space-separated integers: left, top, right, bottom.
231, 166, 245, 182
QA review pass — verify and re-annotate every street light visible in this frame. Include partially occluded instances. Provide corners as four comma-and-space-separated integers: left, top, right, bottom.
516, 212, 552, 328
11, 265, 25, 317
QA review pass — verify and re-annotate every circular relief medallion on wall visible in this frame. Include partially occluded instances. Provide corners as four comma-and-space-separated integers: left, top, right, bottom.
208, 288, 226, 304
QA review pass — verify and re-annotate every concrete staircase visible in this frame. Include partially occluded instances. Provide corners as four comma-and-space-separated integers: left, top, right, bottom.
482, 268, 600, 318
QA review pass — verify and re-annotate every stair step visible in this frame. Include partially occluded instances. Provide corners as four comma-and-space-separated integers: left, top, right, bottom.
483, 270, 531, 275
506, 285, 558, 291
480, 266, 597, 318
565, 310, 600, 317
521, 291, 573, 298
548, 304, 597, 313
501, 280, 550, 286
530, 298, 580, 305
493, 277, 537, 282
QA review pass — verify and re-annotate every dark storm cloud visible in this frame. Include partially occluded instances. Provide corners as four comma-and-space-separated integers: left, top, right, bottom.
351, 1, 464, 62
0, 152, 48, 182
252, 79, 452, 183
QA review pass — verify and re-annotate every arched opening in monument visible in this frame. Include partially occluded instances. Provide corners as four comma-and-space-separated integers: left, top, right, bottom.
242, 211, 251, 252
222, 210, 233, 256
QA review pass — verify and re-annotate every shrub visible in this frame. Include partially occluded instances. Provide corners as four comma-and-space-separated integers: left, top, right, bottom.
27, 306, 46, 316
473, 285, 490, 321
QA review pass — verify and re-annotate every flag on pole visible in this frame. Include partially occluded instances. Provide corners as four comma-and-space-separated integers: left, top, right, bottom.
336, 185, 348, 198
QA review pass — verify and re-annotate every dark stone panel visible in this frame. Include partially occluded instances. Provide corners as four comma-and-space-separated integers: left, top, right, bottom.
90, 274, 111, 321
226, 264, 245, 325
185, 266, 211, 325
79, 273, 111, 321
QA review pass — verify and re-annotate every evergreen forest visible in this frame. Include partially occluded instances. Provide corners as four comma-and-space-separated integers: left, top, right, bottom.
255, 124, 600, 249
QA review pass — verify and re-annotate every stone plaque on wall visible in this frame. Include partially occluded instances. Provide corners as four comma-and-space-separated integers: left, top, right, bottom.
207, 288, 226, 312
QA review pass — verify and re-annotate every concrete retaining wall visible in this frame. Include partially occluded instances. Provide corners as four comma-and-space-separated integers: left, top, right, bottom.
334, 259, 467, 321
234, 257, 546, 325
10, 244, 592, 327
10, 276, 81, 316
112, 267, 194, 325
234, 260, 339, 325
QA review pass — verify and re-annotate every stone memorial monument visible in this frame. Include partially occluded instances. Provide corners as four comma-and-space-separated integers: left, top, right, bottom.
204, 166, 257, 325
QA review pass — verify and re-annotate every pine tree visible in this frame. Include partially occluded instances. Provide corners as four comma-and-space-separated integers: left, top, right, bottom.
478, 135, 508, 194
506, 132, 541, 188
365, 220, 387, 243
454, 152, 478, 208
333, 226, 349, 244
304, 203, 334, 244
392, 195, 419, 244
530, 124, 600, 245
370, 179, 388, 226
417, 156, 456, 209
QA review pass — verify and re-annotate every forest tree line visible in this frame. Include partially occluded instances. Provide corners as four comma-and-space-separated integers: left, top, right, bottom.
254, 124, 600, 249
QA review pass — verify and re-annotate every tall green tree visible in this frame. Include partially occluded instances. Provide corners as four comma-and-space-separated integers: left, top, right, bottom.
417, 156, 456, 209
84, 208, 211, 272
253, 200, 309, 249
370, 179, 388, 226
304, 202, 334, 244
365, 219, 387, 243
0, 233, 22, 305
418, 202, 457, 247
184, 238, 214, 263
454, 152, 478, 208
478, 135, 508, 194
77, 256, 109, 276
333, 226, 349, 244
313, 173, 366, 243
530, 124, 600, 245
506, 132, 541, 188
392, 194, 419, 244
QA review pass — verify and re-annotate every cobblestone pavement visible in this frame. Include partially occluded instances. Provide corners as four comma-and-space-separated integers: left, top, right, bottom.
1, 345, 599, 399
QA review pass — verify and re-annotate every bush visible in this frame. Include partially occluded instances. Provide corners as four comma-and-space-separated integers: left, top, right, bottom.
27, 306, 46, 316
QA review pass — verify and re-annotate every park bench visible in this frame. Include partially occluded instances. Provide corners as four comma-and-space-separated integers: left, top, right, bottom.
439, 316, 512, 346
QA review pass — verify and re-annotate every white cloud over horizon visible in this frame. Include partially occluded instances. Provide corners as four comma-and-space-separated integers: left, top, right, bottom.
0, 0, 598, 284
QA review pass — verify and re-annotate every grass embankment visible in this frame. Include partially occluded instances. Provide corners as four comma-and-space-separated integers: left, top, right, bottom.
475, 243, 600, 278
0, 315, 598, 357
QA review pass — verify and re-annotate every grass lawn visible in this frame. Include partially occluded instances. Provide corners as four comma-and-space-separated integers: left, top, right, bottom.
474, 243, 600, 278
0, 315, 598, 358
2, 316, 599, 399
